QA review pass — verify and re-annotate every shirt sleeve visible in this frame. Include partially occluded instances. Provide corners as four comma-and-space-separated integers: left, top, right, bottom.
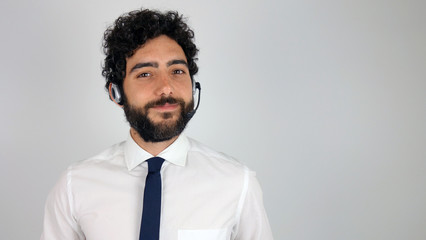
40, 169, 85, 240
234, 169, 274, 240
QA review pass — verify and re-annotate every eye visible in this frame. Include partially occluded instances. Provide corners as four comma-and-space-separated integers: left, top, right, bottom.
137, 72, 151, 78
173, 69, 185, 75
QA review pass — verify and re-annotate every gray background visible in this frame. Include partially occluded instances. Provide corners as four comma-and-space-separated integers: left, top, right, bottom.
1, 0, 425, 239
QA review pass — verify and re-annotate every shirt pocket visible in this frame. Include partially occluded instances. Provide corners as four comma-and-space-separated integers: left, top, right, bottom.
178, 228, 227, 240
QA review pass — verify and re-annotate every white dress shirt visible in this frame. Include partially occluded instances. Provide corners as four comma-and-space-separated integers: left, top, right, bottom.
41, 134, 273, 240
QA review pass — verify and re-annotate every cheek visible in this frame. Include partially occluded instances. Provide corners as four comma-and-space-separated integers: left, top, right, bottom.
123, 84, 149, 105
182, 81, 194, 100
183, 89, 193, 104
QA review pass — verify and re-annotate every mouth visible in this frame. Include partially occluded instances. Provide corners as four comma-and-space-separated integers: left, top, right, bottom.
151, 103, 179, 111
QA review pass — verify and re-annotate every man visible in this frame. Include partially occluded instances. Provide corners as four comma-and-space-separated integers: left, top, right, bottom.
41, 8, 273, 240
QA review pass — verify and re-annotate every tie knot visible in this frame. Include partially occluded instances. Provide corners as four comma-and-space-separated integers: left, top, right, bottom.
147, 157, 165, 173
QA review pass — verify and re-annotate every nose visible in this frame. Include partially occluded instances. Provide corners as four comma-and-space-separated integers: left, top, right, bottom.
155, 73, 173, 96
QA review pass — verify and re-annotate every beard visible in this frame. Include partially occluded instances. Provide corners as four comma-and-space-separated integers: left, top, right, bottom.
123, 96, 194, 143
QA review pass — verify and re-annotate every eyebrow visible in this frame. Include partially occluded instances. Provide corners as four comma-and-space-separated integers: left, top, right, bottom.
128, 59, 188, 74
129, 62, 158, 73
167, 59, 188, 67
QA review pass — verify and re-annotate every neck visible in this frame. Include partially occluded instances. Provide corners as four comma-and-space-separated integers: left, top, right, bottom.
130, 128, 179, 156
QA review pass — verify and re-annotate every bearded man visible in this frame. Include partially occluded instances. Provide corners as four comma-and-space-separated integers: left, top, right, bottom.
41, 8, 273, 240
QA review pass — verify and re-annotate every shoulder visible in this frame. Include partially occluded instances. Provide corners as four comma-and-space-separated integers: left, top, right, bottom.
187, 137, 240, 163
186, 137, 250, 173
68, 140, 126, 172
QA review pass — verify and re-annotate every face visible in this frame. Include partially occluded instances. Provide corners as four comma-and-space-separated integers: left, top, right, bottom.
122, 35, 194, 142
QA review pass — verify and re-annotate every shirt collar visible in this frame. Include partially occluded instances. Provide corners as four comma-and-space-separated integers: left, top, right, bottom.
124, 132, 190, 171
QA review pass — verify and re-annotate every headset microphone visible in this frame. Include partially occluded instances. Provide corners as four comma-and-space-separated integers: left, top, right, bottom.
186, 82, 201, 119
109, 81, 201, 118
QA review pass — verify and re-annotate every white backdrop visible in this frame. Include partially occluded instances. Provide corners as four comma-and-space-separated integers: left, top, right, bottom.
1, 0, 425, 239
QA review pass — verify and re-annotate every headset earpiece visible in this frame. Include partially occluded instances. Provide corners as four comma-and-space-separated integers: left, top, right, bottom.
186, 81, 201, 119
191, 78, 196, 96
108, 83, 123, 106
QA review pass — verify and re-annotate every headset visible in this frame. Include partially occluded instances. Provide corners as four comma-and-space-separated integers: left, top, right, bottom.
108, 79, 201, 119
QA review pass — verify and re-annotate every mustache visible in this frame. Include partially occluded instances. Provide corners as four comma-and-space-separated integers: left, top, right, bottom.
144, 96, 185, 109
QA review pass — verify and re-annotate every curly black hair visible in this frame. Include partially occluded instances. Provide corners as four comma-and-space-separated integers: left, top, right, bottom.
102, 9, 199, 91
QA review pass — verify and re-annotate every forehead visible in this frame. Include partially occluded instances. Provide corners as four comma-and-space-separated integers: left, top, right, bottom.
127, 35, 187, 64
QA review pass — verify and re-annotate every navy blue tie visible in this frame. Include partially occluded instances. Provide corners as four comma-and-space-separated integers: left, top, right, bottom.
139, 157, 165, 240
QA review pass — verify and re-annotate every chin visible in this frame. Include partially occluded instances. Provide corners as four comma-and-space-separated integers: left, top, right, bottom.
152, 111, 178, 121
